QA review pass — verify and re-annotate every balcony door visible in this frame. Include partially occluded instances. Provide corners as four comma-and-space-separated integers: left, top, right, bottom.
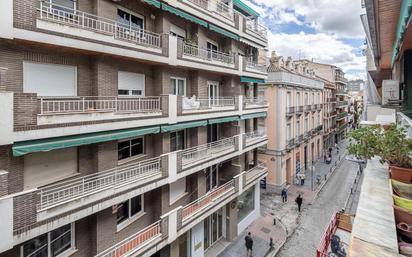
206, 164, 219, 192
204, 208, 224, 251
171, 77, 186, 96
208, 81, 220, 106
207, 123, 219, 143
207, 42, 218, 59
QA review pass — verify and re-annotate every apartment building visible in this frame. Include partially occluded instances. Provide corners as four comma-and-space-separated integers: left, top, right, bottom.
259, 54, 324, 191
297, 61, 349, 144
0, 0, 269, 257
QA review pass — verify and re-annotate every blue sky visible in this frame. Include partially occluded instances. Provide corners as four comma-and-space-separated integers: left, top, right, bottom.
244, 0, 366, 80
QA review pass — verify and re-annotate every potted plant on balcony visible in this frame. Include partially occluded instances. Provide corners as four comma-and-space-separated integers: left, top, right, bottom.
379, 124, 412, 183
347, 125, 381, 162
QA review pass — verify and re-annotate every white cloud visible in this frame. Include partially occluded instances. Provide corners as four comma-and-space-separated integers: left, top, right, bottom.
267, 32, 366, 78
247, 0, 365, 39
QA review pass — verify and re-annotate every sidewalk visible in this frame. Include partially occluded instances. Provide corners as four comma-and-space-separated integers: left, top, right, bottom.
302, 140, 348, 191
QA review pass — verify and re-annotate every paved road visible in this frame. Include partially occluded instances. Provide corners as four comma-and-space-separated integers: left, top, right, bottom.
276, 158, 360, 257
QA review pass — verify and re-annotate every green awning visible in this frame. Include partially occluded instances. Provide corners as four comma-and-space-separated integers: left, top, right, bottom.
143, 0, 161, 8
161, 4, 208, 27
391, 0, 412, 65
240, 76, 265, 84
12, 126, 160, 157
161, 120, 207, 133
241, 112, 267, 120
209, 116, 239, 125
209, 24, 240, 41
233, 0, 260, 17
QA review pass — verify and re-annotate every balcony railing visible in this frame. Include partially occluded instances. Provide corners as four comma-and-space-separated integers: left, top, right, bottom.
38, 157, 162, 210
316, 104, 322, 111
296, 106, 304, 114
328, 98, 337, 102
39, 96, 162, 115
286, 106, 295, 116
286, 138, 295, 149
38, 1, 161, 49
245, 18, 268, 39
96, 221, 162, 257
244, 97, 267, 108
244, 163, 267, 187
182, 43, 235, 65
243, 130, 267, 147
181, 180, 235, 222
182, 97, 236, 111
246, 59, 267, 73
337, 101, 349, 107
311, 104, 317, 111
181, 136, 237, 168
337, 112, 348, 120
186, 0, 233, 19
304, 105, 311, 112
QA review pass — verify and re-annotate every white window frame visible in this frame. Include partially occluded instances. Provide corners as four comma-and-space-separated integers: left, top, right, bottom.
117, 6, 145, 30
21, 223, 75, 257
286, 91, 291, 107
117, 71, 146, 97
170, 77, 187, 96
117, 137, 145, 164
296, 92, 300, 106
286, 123, 291, 141
116, 194, 145, 231
296, 120, 300, 137
49, 0, 76, 9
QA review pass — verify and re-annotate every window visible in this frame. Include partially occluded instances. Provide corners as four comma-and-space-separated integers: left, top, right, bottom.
296, 92, 300, 106
304, 93, 308, 105
118, 71, 145, 96
286, 92, 291, 107
118, 137, 144, 161
117, 8, 144, 30
117, 195, 144, 225
237, 186, 255, 222
286, 123, 291, 140
171, 77, 186, 96
50, 0, 76, 10
296, 121, 300, 137
305, 118, 308, 132
23, 62, 77, 96
170, 24, 186, 40
22, 224, 74, 257
170, 130, 186, 152
311, 93, 314, 104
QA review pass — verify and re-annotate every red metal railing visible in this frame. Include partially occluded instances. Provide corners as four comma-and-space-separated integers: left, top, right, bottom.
316, 212, 338, 257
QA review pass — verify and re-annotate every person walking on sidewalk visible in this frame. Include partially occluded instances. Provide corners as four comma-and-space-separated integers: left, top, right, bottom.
245, 232, 253, 257
337, 147, 340, 154
281, 188, 288, 203
299, 173, 306, 185
295, 194, 303, 212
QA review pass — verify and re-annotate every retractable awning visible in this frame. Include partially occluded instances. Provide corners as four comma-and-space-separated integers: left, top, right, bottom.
209, 24, 240, 41
233, 0, 260, 17
161, 120, 207, 133
12, 126, 160, 157
143, 0, 161, 8
161, 4, 208, 27
208, 116, 239, 124
241, 112, 267, 120
240, 76, 265, 84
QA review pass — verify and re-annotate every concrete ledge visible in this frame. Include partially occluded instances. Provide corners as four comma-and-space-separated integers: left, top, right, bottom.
348, 158, 399, 256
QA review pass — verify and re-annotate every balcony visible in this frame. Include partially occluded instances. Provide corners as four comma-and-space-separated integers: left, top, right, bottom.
336, 89, 349, 95
95, 221, 163, 257
304, 105, 311, 113
180, 136, 238, 169
295, 134, 304, 144
328, 98, 337, 103
243, 97, 268, 109
296, 106, 304, 115
243, 130, 268, 147
311, 104, 317, 112
245, 18, 268, 40
185, 0, 234, 20
181, 96, 237, 114
182, 42, 235, 67
242, 162, 268, 188
286, 106, 295, 116
316, 104, 322, 111
304, 131, 311, 140
37, 1, 162, 50
337, 100, 349, 107
286, 138, 295, 149
337, 112, 348, 120
245, 58, 267, 74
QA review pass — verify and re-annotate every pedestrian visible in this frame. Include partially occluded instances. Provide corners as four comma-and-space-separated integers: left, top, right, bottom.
245, 232, 253, 257
300, 173, 306, 185
328, 147, 332, 155
324, 154, 327, 163
295, 194, 303, 212
337, 147, 340, 154
281, 188, 288, 203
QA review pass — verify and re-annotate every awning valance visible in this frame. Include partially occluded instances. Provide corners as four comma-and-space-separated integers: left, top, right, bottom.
161, 4, 208, 27
143, 0, 161, 8
240, 76, 265, 84
241, 112, 267, 120
161, 120, 207, 133
208, 116, 239, 125
13, 126, 160, 156
233, 0, 260, 17
209, 24, 240, 41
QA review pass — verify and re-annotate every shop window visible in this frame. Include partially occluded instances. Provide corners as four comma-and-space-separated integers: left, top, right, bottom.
237, 187, 255, 222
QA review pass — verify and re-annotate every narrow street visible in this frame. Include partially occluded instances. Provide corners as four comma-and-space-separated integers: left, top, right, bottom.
276, 158, 360, 257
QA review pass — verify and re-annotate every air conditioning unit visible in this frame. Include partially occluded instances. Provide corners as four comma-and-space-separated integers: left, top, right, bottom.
382, 80, 399, 105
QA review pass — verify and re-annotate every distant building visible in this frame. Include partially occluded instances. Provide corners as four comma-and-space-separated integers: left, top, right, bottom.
348, 80, 364, 92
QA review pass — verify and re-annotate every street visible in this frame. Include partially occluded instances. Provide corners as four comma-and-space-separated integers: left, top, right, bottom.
276, 157, 360, 257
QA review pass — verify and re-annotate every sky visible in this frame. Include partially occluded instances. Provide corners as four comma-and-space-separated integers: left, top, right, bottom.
244, 0, 366, 80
